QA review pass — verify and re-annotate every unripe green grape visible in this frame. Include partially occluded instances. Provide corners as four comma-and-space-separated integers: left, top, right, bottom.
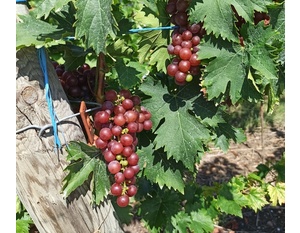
186, 74, 193, 82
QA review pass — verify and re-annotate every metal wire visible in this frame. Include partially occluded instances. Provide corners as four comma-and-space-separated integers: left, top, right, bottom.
16, 105, 101, 136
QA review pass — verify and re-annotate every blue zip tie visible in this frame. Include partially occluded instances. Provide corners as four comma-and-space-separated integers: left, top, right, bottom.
16, 0, 27, 3
129, 26, 179, 33
38, 47, 62, 152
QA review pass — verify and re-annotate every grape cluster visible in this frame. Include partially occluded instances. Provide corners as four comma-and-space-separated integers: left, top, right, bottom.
165, 0, 206, 86
93, 89, 152, 207
52, 61, 96, 100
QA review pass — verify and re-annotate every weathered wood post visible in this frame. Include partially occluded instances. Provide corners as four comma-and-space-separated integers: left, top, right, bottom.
16, 4, 125, 233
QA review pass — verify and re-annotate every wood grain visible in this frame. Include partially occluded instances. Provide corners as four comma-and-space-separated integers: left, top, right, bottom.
16, 46, 124, 233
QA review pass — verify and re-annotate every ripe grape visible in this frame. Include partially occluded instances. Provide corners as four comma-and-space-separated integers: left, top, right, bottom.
167, 63, 178, 77
178, 60, 191, 73
126, 185, 137, 197
108, 160, 121, 174
117, 195, 129, 207
123, 167, 135, 179
99, 128, 113, 141
105, 89, 118, 102
94, 111, 110, 124
114, 172, 125, 184
110, 141, 124, 155
179, 48, 192, 60
120, 134, 134, 147
114, 114, 126, 126
127, 153, 139, 166
111, 183, 123, 196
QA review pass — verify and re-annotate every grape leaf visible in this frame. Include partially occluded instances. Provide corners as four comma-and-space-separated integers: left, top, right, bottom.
140, 80, 211, 171
216, 196, 243, 217
267, 182, 285, 206
74, 0, 117, 54
137, 30, 169, 72
16, 14, 62, 50
171, 211, 193, 233
148, 46, 170, 73
189, 0, 239, 42
138, 146, 185, 194
106, 38, 134, 58
268, 2, 285, 39
139, 189, 181, 229
90, 160, 111, 205
140, 0, 171, 32
246, 187, 269, 212
246, 24, 278, 82
171, 210, 214, 233
230, 0, 271, 23
216, 183, 249, 217
189, 0, 272, 42
62, 156, 97, 198
31, 0, 71, 19
189, 210, 215, 233
114, 59, 144, 89
62, 142, 110, 204
16, 218, 33, 233
63, 45, 91, 71
198, 40, 246, 104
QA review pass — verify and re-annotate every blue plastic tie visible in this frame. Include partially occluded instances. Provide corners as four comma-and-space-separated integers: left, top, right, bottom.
16, 0, 27, 3
129, 26, 178, 33
38, 47, 62, 151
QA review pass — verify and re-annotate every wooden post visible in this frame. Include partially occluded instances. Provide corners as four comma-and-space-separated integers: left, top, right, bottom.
16, 46, 124, 233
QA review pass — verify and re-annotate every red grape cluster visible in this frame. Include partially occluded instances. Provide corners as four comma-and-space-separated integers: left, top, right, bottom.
52, 61, 96, 100
165, 0, 206, 86
93, 89, 152, 207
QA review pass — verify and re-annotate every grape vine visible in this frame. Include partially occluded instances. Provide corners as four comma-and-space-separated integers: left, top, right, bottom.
16, 0, 285, 232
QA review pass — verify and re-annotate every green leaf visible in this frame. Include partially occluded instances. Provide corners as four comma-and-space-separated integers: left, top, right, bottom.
189, 210, 215, 233
32, 0, 71, 19
91, 159, 111, 205
200, 40, 246, 104
246, 187, 269, 212
231, 0, 271, 23
16, 218, 33, 233
139, 189, 181, 229
16, 212, 33, 233
247, 25, 278, 82
106, 38, 134, 58
138, 146, 185, 194
171, 211, 192, 233
216, 196, 243, 217
74, 0, 117, 54
268, 2, 285, 38
189, 0, 239, 42
171, 209, 214, 233
62, 142, 110, 204
63, 45, 90, 71
16, 14, 62, 50
114, 59, 144, 89
137, 30, 169, 72
267, 182, 285, 206
62, 156, 97, 198
148, 46, 170, 73
66, 141, 100, 160
140, 80, 211, 171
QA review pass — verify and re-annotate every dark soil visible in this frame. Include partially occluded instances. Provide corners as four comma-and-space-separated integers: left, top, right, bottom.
123, 124, 285, 233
